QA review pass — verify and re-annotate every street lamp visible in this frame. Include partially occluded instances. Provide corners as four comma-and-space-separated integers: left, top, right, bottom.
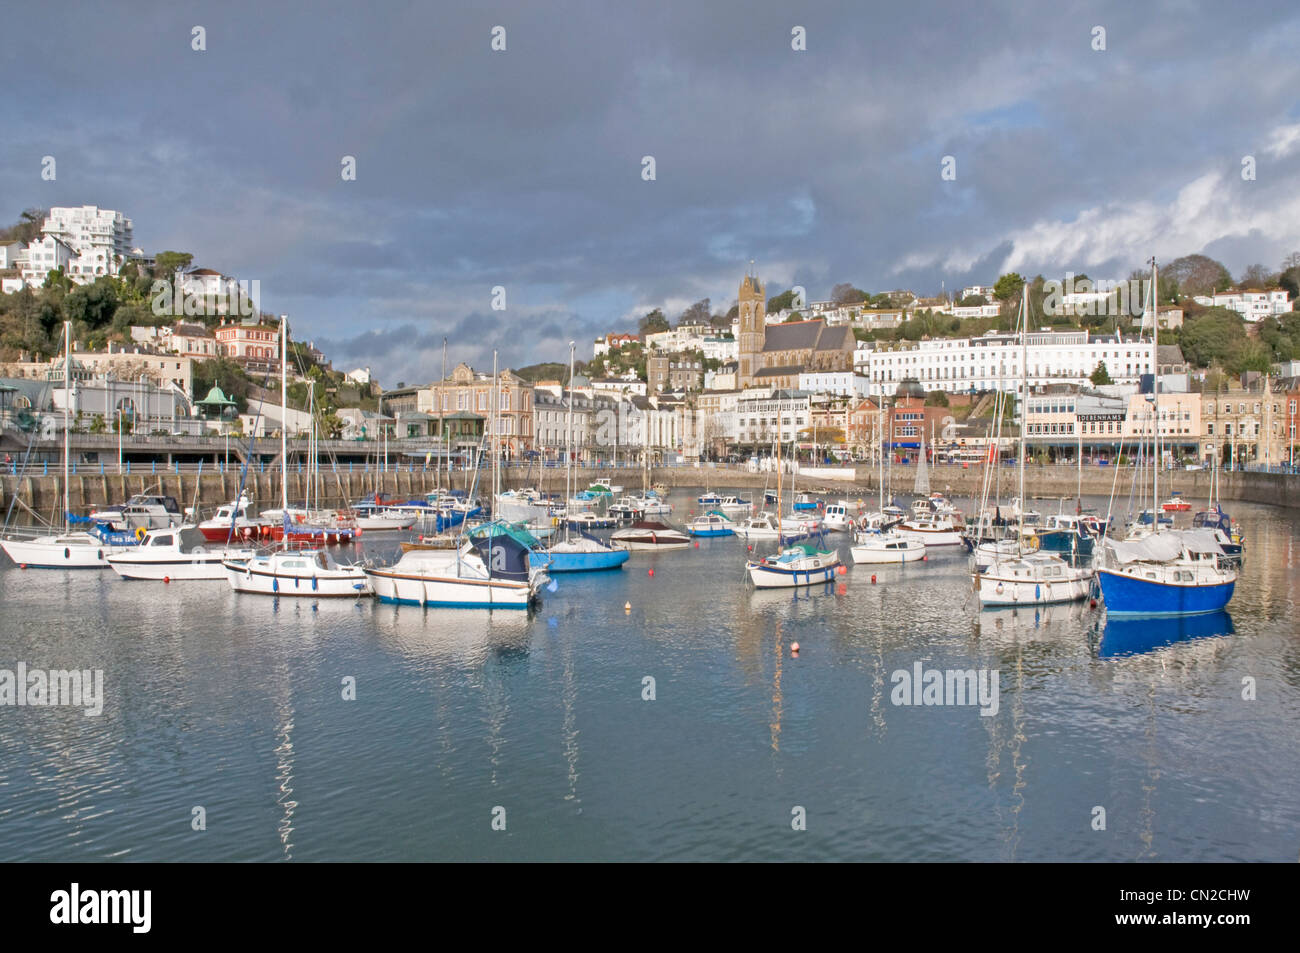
118, 406, 123, 473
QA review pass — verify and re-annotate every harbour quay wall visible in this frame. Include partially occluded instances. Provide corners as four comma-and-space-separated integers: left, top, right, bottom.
1, 462, 1296, 520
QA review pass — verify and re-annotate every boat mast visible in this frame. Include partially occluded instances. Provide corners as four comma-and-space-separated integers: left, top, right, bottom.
62, 320, 70, 533
439, 337, 446, 495
566, 341, 574, 543
776, 401, 783, 535
280, 315, 288, 550
878, 399, 884, 512
1150, 258, 1159, 529
1018, 282, 1027, 551
492, 350, 499, 514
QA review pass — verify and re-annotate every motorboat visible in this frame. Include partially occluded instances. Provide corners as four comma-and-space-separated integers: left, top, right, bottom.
791, 493, 821, 512
1191, 505, 1244, 562
686, 512, 735, 537
895, 512, 965, 547
108, 526, 254, 581
972, 537, 1022, 572
88, 493, 183, 531
821, 502, 852, 532
1160, 491, 1191, 512
224, 548, 371, 597
565, 511, 618, 530
367, 522, 550, 608
198, 495, 265, 543
736, 511, 812, 543
976, 551, 1094, 607
747, 543, 842, 588
610, 520, 690, 551
716, 495, 752, 517
1, 524, 132, 569
1095, 529, 1236, 616
850, 530, 925, 564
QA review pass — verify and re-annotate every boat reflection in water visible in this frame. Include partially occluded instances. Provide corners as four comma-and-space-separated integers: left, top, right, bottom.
1099, 610, 1235, 658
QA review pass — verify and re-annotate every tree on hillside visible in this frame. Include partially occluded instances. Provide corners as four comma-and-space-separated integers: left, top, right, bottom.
1179, 308, 1247, 368
63, 277, 120, 329
831, 282, 868, 305
958, 294, 988, 307
1090, 362, 1113, 386
766, 289, 798, 313
993, 273, 1025, 301
1278, 266, 1300, 301
0, 208, 47, 245
677, 298, 711, 326
1238, 263, 1276, 289
1164, 254, 1232, 297
638, 309, 669, 336
154, 251, 194, 278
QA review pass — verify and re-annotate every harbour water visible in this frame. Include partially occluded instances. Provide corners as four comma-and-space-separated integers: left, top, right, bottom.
1, 492, 1297, 861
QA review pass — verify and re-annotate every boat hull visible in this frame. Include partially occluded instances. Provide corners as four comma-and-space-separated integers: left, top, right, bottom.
1096, 568, 1235, 616
224, 561, 370, 597
1, 535, 118, 569
976, 571, 1092, 606
108, 550, 253, 580
366, 568, 536, 608
896, 527, 964, 547
850, 539, 926, 564
542, 549, 630, 572
747, 560, 840, 589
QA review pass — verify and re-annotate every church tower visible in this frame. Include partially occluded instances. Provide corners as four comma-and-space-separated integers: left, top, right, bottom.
736, 268, 765, 389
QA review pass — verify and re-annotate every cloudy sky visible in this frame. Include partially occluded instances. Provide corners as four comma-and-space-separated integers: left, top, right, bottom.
4, 0, 1300, 384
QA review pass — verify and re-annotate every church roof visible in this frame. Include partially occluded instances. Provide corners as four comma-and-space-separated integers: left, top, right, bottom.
762, 320, 824, 352
755, 365, 806, 378
758, 318, 853, 354
815, 325, 854, 351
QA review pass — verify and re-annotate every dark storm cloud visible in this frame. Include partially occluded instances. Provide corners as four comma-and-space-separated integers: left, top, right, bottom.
4, 0, 1300, 385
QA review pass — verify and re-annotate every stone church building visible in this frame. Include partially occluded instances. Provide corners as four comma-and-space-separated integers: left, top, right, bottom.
735, 272, 855, 390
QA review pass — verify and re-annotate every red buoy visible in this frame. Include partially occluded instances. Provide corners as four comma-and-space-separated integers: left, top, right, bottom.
648, 568, 654, 576
871, 574, 877, 584
693, 541, 699, 548
163, 576, 171, 584
836, 565, 847, 575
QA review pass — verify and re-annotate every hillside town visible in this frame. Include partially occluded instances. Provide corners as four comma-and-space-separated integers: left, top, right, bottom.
2, 205, 1299, 471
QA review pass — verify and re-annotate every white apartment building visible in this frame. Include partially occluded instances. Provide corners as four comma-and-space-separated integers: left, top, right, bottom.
0, 240, 24, 269
735, 389, 811, 449
962, 285, 996, 300
1195, 290, 1292, 322
40, 205, 134, 282
19, 235, 77, 285
798, 371, 870, 397
590, 377, 646, 397
854, 330, 1156, 397
700, 335, 738, 363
